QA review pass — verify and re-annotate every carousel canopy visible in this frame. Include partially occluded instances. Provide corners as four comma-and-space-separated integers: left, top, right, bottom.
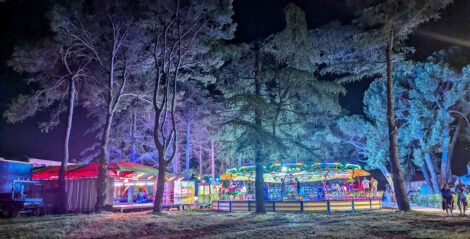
221, 162, 370, 183
33, 162, 159, 180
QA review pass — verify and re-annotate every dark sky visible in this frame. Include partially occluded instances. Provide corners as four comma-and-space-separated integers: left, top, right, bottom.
1, 0, 470, 174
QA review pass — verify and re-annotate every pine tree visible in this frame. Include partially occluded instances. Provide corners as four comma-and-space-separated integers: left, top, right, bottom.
218, 4, 345, 213
140, 0, 236, 213
338, 54, 470, 195
50, 0, 150, 211
394, 56, 470, 191
6, 31, 91, 214
318, 0, 452, 211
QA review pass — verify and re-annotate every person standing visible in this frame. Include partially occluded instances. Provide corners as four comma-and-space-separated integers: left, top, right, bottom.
136, 191, 141, 203
281, 178, 286, 201
370, 177, 378, 198
385, 183, 396, 204
295, 178, 301, 200
455, 179, 468, 216
317, 187, 325, 200
441, 183, 454, 216
142, 191, 148, 203
362, 177, 370, 197
384, 184, 392, 205
338, 183, 347, 198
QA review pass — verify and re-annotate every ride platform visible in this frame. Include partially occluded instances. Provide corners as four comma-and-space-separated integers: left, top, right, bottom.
212, 198, 382, 213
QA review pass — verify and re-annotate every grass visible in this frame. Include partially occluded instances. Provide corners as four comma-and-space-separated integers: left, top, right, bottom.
1, 209, 470, 239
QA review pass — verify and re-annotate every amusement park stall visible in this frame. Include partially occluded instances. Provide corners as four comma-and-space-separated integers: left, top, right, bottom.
162, 177, 195, 206
33, 162, 195, 212
213, 162, 383, 213
197, 183, 220, 205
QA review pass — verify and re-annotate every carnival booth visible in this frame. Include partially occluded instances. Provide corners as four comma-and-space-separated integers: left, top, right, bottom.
196, 175, 221, 205
197, 183, 221, 205
33, 162, 194, 212
213, 162, 383, 213
197, 183, 211, 205
175, 180, 195, 205
162, 177, 196, 205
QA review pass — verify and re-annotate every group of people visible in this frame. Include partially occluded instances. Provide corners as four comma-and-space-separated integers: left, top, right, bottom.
361, 177, 379, 197
441, 179, 468, 217
119, 190, 148, 203
275, 176, 382, 201
278, 178, 352, 200
279, 178, 301, 200
136, 191, 148, 203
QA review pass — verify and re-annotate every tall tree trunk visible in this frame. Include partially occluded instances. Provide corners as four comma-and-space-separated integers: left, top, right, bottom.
199, 141, 203, 179
424, 153, 439, 194
254, 42, 265, 213
172, 143, 179, 173
186, 121, 190, 171
57, 79, 75, 214
220, 155, 225, 175
418, 136, 440, 194
153, 71, 178, 213
443, 117, 462, 183
385, 29, 410, 211
255, 161, 265, 212
440, 132, 449, 184
95, 64, 115, 212
420, 164, 433, 195
130, 110, 137, 163
176, 144, 180, 172
95, 109, 113, 212
440, 115, 450, 184
95, 55, 119, 212
211, 140, 215, 182
153, 151, 166, 213
152, 15, 180, 212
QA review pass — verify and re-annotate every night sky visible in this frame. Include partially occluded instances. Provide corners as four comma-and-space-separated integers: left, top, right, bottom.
1, 0, 470, 174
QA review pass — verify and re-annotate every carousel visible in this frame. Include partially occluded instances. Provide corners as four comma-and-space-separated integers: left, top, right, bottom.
213, 162, 383, 212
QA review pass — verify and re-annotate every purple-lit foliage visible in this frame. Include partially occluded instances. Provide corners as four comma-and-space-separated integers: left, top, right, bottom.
139, 0, 236, 213
50, 0, 148, 212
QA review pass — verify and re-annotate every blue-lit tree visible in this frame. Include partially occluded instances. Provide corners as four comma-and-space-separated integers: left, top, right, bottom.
337, 53, 470, 195
395, 57, 470, 190
316, 0, 451, 211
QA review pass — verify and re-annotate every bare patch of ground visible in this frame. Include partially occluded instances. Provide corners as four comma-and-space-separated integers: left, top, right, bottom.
1, 209, 469, 239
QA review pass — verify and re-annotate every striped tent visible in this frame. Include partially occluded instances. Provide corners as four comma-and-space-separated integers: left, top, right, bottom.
33, 162, 159, 180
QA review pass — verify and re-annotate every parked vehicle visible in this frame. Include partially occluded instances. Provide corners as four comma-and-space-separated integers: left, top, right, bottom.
0, 159, 44, 218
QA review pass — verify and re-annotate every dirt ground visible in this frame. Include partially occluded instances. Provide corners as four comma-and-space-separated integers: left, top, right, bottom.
1, 209, 470, 239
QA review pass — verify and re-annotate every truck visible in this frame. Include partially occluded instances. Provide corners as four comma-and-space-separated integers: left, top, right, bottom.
0, 158, 44, 218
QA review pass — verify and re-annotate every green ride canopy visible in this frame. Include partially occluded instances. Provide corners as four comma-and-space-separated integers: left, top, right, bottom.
221, 162, 369, 183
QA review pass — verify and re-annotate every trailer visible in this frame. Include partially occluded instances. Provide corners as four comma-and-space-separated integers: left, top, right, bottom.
0, 159, 44, 218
